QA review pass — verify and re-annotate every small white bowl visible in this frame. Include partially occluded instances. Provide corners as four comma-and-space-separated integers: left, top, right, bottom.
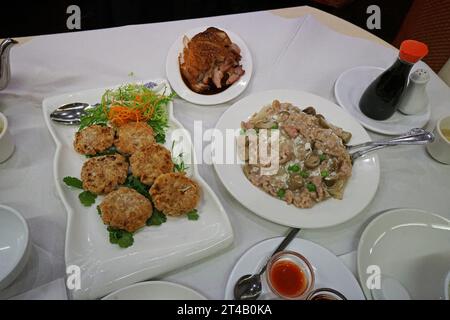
0, 112, 15, 163
0, 205, 31, 290
427, 115, 450, 164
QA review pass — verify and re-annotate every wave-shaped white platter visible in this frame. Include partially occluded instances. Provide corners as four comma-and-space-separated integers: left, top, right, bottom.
43, 79, 233, 300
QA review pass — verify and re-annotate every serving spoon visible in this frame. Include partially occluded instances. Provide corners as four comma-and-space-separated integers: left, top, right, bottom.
233, 227, 300, 300
347, 128, 434, 162
49, 83, 167, 125
50, 102, 95, 125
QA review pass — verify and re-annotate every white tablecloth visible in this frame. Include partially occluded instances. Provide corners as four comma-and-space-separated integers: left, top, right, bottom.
1, 10, 449, 300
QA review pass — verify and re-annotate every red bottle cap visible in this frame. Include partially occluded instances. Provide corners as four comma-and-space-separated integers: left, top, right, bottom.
399, 40, 428, 63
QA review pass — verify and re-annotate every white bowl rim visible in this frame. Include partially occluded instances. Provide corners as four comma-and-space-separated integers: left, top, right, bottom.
0, 204, 30, 283
437, 115, 450, 146
356, 207, 450, 299
0, 112, 8, 140
101, 280, 207, 300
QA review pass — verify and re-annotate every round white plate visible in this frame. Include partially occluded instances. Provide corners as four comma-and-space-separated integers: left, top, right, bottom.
166, 26, 253, 105
357, 208, 450, 300
334, 66, 431, 135
213, 89, 380, 229
225, 237, 365, 300
102, 281, 207, 300
0, 204, 31, 290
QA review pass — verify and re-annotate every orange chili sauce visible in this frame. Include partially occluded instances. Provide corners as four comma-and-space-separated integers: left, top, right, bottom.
269, 259, 307, 298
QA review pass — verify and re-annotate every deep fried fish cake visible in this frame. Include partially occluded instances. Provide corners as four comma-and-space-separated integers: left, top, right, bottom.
149, 172, 200, 216
114, 122, 155, 155
81, 154, 128, 194
74, 125, 115, 155
100, 187, 152, 233
130, 143, 174, 185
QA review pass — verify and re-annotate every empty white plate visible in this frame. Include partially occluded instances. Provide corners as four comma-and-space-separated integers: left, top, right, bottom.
0, 204, 31, 290
166, 26, 253, 105
358, 208, 450, 300
225, 237, 365, 300
334, 66, 431, 135
102, 281, 207, 300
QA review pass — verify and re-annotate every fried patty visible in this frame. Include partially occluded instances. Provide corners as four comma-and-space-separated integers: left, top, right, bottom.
100, 187, 153, 233
114, 122, 155, 155
81, 154, 128, 194
149, 172, 200, 216
74, 125, 115, 155
130, 143, 174, 185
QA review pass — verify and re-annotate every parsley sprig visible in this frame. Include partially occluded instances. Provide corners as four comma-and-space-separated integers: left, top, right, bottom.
63, 176, 97, 207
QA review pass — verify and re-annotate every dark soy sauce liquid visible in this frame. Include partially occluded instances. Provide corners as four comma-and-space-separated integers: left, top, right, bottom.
359, 58, 413, 120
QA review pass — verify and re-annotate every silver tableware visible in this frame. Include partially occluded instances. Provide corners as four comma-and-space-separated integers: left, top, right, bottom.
50, 102, 96, 125
348, 128, 434, 162
0, 38, 17, 90
233, 228, 301, 300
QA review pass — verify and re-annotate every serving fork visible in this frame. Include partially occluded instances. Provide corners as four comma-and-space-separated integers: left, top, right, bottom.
347, 128, 434, 162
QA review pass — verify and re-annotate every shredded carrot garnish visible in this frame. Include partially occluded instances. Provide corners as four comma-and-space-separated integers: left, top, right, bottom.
107, 97, 155, 126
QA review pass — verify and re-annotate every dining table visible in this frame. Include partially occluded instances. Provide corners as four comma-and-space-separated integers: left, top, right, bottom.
0, 5, 449, 300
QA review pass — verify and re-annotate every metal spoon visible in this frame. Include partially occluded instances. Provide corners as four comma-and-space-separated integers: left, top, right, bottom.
348, 128, 435, 162
50, 102, 95, 125
234, 227, 300, 300
49, 83, 167, 125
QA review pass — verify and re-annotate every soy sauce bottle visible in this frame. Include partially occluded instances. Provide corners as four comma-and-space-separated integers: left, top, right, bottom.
359, 40, 428, 120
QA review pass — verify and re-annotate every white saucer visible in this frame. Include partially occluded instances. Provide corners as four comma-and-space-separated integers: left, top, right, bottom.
0, 204, 31, 290
166, 26, 253, 105
102, 281, 207, 300
358, 208, 450, 300
225, 237, 365, 300
334, 66, 431, 135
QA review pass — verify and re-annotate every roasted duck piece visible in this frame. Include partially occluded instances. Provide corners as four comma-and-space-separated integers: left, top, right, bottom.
179, 27, 245, 94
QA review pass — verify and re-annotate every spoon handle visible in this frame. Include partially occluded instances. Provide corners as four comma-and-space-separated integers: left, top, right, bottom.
346, 128, 434, 152
258, 228, 301, 275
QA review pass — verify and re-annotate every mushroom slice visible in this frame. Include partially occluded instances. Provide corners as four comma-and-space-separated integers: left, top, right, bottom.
287, 174, 304, 190
304, 153, 320, 169
341, 131, 352, 144
302, 106, 316, 115
318, 117, 330, 129
327, 179, 345, 199
323, 175, 338, 187
254, 120, 277, 129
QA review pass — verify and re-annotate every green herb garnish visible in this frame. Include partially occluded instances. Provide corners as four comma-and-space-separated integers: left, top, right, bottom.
63, 176, 83, 189
288, 164, 300, 172
321, 170, 329, 178
277, 188, 286, 199
97, 205, 102, 216
187, 209, 199, 221
306, 182, 317, 192
108, 227, 134, 248
271, 123, 279, 129
172, 140, 188, 173
78, 83, 175, 143
300, 170, 309, 178
78, 104, 108, 131
85, 146, 118, 158
124, 174, 150, 198
146, 210, 167, 226
78, 191, 97, 207
319, 154, 327, 162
